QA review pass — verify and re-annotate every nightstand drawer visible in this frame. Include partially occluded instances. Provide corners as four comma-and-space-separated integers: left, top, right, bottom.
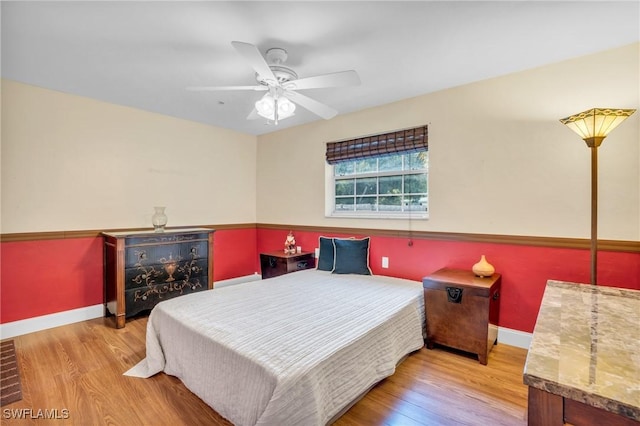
288, 257, 312, 272
260, 251, 315, 279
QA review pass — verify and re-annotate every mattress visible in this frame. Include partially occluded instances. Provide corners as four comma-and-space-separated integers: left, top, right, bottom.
125, 269, 425, 425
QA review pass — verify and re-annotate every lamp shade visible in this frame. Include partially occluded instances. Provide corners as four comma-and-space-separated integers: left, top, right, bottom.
255, 94, 275, 117
560, 108, 636, 147
255, 94, 296, 121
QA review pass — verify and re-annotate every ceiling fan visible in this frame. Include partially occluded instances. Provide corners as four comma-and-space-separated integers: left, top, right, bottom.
187, 41, 360, 125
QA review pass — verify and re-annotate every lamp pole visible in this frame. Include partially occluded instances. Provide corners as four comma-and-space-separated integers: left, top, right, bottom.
588, 142, 600, 286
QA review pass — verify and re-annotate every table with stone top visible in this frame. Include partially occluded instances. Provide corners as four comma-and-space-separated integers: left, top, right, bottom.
523, 280, 639, 425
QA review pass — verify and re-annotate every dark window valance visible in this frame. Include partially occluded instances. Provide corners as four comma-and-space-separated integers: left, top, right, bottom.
326, 125, 428, 165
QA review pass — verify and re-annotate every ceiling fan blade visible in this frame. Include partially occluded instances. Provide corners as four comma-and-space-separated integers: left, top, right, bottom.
231, 41, 278, 86
284, 70, 360, 91
285, 91, 337, 120
186, 85, 267, 92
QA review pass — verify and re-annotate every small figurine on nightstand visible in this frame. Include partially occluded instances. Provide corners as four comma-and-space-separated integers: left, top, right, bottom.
284, 231, 296, 255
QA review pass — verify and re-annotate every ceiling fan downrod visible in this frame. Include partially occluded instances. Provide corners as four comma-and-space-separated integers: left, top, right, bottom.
274, 97, 279, 125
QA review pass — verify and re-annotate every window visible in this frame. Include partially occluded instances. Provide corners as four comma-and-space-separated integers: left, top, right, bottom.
326, 125, 428, 219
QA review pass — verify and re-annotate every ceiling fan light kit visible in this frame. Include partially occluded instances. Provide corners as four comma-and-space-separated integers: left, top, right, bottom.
188, 41, 360, 125
255, 94, 296, 122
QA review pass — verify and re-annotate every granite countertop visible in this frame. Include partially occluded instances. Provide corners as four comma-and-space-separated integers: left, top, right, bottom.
523, 280, 640, 421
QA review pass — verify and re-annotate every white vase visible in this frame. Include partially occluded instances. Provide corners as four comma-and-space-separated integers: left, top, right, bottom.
472, 255, 495, 277
152, 206, 168, 232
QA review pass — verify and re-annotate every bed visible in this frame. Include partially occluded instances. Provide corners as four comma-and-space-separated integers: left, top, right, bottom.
126, 244, 425, 426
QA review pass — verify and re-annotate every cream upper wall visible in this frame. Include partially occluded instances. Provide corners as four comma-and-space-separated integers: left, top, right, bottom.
256, 43, 640, 240
1, 80, 257, 233
2, 44, 637, 239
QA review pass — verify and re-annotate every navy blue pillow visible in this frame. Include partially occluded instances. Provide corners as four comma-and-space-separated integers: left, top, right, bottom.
316, 236, 335, 271
332, 238, 372, 275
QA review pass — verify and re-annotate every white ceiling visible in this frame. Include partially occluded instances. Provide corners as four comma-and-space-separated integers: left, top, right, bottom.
2, 1, 639, 136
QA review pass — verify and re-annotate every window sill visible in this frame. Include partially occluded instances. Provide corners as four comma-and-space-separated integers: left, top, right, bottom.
327, 212, 429, 220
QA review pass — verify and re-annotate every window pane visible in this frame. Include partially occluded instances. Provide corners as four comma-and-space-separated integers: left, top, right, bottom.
335, 197, 354, 211
404, 174, 427, 193
334, 162, 355, 176
379, 155, 403, 172
335, 179, 354, 196
404, 195, 428, 211
355, 177, 377, 196
379, 195, 402, 212
355, 196, 377, 211
355, 158, 377, 174
379, 175, 402, 194
404, 152, 428, 170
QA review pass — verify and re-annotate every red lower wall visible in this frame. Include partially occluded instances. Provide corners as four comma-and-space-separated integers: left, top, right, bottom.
212, 227, 260, 279
1, 225, 638, 335
257, 228, 640, 333
0, 237, 104, 324
0, 228, 258, 324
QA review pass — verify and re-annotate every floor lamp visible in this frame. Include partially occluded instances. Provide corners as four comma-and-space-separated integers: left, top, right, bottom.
559, 108, 636, 286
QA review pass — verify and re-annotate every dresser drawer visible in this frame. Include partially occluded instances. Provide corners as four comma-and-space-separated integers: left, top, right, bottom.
124, 231, 210, 247
125, 258, 208, 290
125, 278, 207, 317
124, 239, 208, 268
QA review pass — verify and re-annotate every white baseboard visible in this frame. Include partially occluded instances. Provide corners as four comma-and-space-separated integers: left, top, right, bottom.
215, 273, 262, 288
498, 326, 532, 349
0, 304, 104, 340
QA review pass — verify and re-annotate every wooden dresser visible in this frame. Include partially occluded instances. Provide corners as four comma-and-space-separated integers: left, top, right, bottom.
422, 268, 501, 365
103, 228, 215, 328
260, 251, 315, 279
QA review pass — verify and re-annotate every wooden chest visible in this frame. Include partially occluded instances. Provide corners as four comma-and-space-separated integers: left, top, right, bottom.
260, 251, 315, 279
422, 268, 501, 365
103, 228, 215, 328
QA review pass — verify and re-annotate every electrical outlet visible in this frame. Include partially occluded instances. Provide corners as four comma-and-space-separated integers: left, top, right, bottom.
382, 257, 389, 268
314, 247, 320, 258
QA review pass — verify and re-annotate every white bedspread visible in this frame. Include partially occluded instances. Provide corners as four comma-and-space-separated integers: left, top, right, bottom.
125, 269, 425, 426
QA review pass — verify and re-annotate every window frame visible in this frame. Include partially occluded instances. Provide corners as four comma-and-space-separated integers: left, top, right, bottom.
325, 152, 429, 219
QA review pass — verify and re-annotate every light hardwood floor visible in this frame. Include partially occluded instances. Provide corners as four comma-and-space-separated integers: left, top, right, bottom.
2, 317, 528, 425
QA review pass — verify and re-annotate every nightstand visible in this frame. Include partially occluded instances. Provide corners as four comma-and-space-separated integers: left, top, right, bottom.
422, 268, 501, 365
260, 251, 315, 279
